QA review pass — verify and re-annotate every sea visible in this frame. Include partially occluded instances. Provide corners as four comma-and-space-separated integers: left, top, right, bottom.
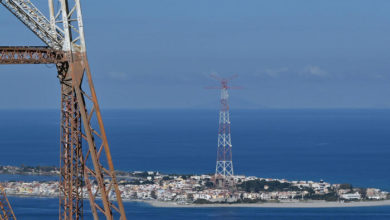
1, 109, 390, 219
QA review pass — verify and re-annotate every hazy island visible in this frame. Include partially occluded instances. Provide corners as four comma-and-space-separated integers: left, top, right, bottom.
1, 165, 389, 208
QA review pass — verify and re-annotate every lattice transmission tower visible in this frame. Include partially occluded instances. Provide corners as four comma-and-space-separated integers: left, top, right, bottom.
0, 1, 127, 219
0, 184, 16, 220
207, 74, 239, 188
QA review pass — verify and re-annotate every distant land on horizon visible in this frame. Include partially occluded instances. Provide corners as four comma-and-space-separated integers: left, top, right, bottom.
2, 107, 390, 111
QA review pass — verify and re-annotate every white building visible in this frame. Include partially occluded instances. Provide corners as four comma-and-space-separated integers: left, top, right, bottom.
340, 192, 361, 200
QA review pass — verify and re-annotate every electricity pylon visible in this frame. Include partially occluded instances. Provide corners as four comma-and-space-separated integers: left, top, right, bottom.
0, 1, 127, 219
0, 184, 16, 220
207, 74, 239, 188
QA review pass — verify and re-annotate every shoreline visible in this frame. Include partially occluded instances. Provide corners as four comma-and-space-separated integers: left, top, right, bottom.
140, 199, 390, 208
7, 194, 390, 208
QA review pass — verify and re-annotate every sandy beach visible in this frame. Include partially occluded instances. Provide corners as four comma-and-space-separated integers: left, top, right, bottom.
140, 199, 390, 208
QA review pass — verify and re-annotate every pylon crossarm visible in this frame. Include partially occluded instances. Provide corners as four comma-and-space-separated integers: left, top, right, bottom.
0, 0, 63, 49
0, 47, 65, 64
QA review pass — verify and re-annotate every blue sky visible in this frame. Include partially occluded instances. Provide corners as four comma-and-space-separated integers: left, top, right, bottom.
1, 0, 390, 109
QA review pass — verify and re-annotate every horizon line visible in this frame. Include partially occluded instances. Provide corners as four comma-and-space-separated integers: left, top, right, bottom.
1, 107, 390, 111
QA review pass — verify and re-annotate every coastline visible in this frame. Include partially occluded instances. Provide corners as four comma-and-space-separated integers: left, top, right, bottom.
140, 199, 390, 208
6, 194, 390, 208
2, 169, 389, 208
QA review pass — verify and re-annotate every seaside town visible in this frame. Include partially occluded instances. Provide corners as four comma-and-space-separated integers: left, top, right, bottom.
1, 165, 389, 204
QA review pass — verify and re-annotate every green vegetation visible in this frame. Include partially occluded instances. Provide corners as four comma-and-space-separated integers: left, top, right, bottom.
193, 199, 213, 204
127, 180, 154, 185
180, 175, 192, 180
151, 190, 157, 199
305, 192, 338, 201
0, 165, 59, 174
238, 180, 300, 193
339, 184, 353, 190
162, 176, 173, 181
205, 181, 214, 188
21, 165, 58, 172
239, 198, 263, 203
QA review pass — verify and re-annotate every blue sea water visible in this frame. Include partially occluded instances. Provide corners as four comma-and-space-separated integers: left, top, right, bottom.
1, 109, 390, 219
7, 196, 390, 220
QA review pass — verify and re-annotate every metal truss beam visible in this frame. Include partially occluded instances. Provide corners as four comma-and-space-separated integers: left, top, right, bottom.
208, 76, 236, 189
0, 46, 64, 64
0, 0, 63, 49
57, 54, 127, 219
0, 184, 16, 220
59, 65, 84, 220
1, 0, 128, 218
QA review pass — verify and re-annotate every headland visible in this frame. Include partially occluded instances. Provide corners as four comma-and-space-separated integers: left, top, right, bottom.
1, 165, 389, 208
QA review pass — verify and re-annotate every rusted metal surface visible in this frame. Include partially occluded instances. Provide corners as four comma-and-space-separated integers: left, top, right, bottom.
60, 53, 127, 220
0, 49, 129, 220
58, 61, 84, 220
55, 52, 127, 219
82, 56, 127, 219
0, 46, 64, 64
0, 184, 16, 220
1, 0, 128, 218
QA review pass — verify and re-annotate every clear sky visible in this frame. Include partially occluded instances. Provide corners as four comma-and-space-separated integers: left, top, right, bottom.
1, 0, 390, 109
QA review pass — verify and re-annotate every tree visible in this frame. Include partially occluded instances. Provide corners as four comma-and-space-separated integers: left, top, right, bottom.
194, 199, 212, 204
151, 190, 157, 199
339, 184, 352, 190
162, 176, 172, 181
187, 193, 194, 201
238, 180, 300, 193
205, 181, 214, 188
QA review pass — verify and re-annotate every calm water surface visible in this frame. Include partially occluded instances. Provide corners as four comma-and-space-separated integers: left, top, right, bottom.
1, 109, 390, 219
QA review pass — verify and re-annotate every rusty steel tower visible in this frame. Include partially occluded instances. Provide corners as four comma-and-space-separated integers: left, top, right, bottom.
208, 74, 238, 188
0, 0, 127, 219
0, 184, 15, 220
